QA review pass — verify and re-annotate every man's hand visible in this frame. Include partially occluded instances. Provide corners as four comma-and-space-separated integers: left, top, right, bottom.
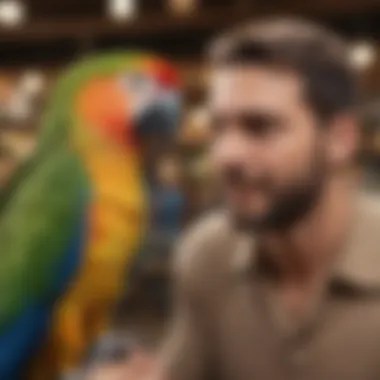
86, 351, 159, 380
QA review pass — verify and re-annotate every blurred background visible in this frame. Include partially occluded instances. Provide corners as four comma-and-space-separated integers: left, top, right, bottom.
1, 0, 380, 367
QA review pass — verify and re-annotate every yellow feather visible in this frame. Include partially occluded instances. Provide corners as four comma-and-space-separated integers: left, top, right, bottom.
29, 138, 148, 378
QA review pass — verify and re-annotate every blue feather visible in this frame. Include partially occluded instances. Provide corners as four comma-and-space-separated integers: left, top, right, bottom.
0, 204, 88, 380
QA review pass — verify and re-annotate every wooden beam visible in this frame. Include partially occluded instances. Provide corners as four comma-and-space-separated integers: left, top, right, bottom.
0, 2, 378, 44
0, 8, 244, 43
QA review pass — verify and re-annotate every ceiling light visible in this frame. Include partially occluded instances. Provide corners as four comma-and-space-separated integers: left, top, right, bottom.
107, 0, 137, 22
349, 41, 376, 71
0, 0, 26, 28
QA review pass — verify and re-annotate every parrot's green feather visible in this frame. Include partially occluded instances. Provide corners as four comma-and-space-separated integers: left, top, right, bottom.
39, 51, 154, 151
0, 51, 150, 207
0, 51, 152, 330
0, 147, 87, 330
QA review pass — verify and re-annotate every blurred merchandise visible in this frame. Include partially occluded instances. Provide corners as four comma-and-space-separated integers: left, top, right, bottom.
19, 70, 45, 97
180, 106, 210, 145
7, 90, 32, 121
167, 0, 199, 15
0, 144, 17, 187
1, 130, 36, 160
0, 76, 13, 103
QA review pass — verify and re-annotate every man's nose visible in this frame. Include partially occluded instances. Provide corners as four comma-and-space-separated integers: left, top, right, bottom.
211, 131, 253, 167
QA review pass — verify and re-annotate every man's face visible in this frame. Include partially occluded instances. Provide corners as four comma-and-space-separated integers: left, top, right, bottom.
209, 65, 335, 230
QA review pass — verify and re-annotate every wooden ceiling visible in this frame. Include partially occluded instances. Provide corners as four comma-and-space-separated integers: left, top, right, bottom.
21, 0, 379, 19
0, 0, 379, 66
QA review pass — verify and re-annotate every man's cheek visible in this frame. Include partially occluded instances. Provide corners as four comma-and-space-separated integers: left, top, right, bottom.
208, 142, 228, 174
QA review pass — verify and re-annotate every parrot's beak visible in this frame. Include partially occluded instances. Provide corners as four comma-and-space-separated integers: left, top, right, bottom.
136, 89, 181, 137
135, 89, 181, 172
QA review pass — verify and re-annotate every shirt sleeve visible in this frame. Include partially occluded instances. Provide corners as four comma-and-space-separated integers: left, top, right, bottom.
157, 233, 211, 380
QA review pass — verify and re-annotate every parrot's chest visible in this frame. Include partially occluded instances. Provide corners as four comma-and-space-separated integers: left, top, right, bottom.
89, 190, 145, 262
74, 151, 148, 300
29, 151, 149, 378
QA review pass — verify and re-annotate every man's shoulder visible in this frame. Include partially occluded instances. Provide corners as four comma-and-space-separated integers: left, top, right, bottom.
172, 210, 237, 288
336, 192, 380, 289
359, 192, 380, 218
357, 192, 380, 246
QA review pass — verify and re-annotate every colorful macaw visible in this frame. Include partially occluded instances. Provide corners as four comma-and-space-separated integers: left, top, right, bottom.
0, 52, 181, 379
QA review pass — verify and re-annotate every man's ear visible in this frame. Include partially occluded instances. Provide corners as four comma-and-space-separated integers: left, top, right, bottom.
326, 114, 359, 167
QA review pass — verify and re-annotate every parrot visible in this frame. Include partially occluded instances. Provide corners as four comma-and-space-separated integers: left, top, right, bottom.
0, 51, 181, 380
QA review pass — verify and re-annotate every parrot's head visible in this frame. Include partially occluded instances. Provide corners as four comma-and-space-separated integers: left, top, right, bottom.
42, 52, 181, 157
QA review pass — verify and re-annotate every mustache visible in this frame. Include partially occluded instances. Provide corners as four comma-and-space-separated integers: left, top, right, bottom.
221, 166, 270, 189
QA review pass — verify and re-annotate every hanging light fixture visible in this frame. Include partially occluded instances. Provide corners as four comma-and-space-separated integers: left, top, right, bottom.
107, 0, 137, 22
0, 0, 26, 28
349, 41, 376, 71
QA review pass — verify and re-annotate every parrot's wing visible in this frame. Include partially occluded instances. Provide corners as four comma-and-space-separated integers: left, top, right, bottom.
0, 153, 38, 215
0, 146, 88, 332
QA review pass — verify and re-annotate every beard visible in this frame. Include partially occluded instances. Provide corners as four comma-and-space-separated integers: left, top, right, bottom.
224, 147, 327, 232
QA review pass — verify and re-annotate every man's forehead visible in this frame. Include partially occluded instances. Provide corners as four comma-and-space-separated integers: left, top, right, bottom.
208, 65, 304, 112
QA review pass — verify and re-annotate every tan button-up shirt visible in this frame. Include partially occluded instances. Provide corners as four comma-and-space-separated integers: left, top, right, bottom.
161, 194, 380, 380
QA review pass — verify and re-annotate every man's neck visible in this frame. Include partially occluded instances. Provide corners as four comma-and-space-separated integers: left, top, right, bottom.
260, 179, 357, 283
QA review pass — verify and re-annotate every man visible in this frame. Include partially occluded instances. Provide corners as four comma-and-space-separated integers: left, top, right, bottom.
91, 18, 380, 380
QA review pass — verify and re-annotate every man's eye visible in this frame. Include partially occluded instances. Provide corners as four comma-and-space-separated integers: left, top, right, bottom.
240, 114, 279, 137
